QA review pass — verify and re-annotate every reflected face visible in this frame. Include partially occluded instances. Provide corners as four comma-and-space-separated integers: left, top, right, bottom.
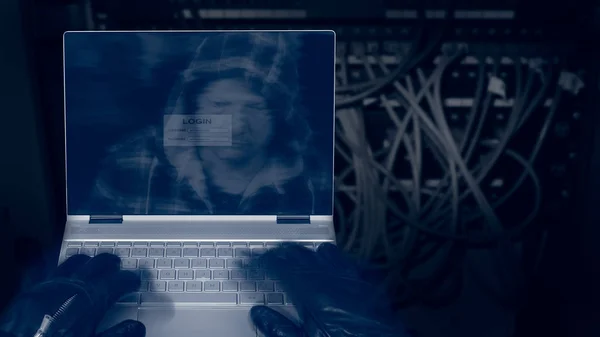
196, 79, 274, 162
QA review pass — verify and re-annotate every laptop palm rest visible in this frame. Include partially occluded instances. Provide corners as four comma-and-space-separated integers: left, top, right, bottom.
139, 308, 257, 337
98, 307, 257, 337
139, 307, 300, 337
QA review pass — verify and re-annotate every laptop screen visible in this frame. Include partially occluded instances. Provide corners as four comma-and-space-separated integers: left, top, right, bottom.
64, 31, 335, 216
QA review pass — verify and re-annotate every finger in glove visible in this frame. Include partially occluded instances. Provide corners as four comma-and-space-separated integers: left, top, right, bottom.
250, 306, 303, 337
316, 243, 360, 279
97, 320, 146, 337
71, 253, 122, 283
50, 254, 92, 279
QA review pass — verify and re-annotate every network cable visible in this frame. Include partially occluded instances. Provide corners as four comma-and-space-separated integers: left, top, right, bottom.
335, 0, 454, 108
422, 64, 555, 229
333, 42, 570, 306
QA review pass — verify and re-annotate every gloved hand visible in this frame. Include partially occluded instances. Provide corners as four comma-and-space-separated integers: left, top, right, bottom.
250, 243, 410, 337
0, 253, 145, 337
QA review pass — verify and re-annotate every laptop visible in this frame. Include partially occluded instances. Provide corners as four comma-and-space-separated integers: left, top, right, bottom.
60, 30, 336, 337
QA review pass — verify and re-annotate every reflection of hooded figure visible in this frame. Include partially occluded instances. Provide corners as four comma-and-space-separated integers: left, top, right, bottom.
89, 32, 317, 215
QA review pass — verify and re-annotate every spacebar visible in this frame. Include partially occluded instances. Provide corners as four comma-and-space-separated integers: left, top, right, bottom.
141, 293, 237, 305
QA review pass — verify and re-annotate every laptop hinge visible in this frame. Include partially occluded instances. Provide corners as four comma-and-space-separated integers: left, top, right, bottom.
89, 215, 123, 224
276, 215, 311, 224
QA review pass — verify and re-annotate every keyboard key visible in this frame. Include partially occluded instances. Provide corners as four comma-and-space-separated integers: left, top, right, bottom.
231, 270, 246, 280
222, 281, 238, 292
195, 270, 211, 279
168, 281, 184, 292
275, 282, 284, 292
266, 293, 284, 305
149, 281, 166, 292
216, 242, 231, 247
200, 248, 216, 257
132, 248, 148, 257
248, 270, 264, 280
117, 242, 132, 247
65, 248, 79, 257
217, 248, 233, 257
252, 248, 267, 256
115, 248, 130, 257
80, 248, 96, 256
232, 242, 247, 248
204, 281, 220, 292
249, 243, 264, 248
148, 248, 164, 257
257, 281, 274, 292
186, 281, 202, 292
84, 241, 100, 247
156, 259, 172, 268
150, 242, 165, 247
226, 259, 243, 269
183, 242, 198, 247
239, 293, 265, 305
139, 282, 148, 291
134, 242, 149, 247
235, 248, 250, 257
166, 248, 182, 257
183, 248, 199, 257
213, 270, 229, 280
191, 259, 207, 268
174, 259, 190, 268
178, 270, 194, 280
141, 293, 237, 305
121, 259, 137, 269
167, 242, 182, 247
199, 242, 214, 247
240, 281, 256, 292
67, 241, 82, 247
266, 271, 280, 280
141, 270, 158, 280
97, 247, 114, 254
160, 270, 176, 280
138, 259, 154, 269
209, 259, 225, 269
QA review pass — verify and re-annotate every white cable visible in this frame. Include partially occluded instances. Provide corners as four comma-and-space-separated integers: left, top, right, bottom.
464, 84, 563, 226
420, 59, 492, 215
459, 59, 487, 153
414, 69, 460, 232
334, 47, 562, 301
355, 51, 471, 275
418, 59, 504, 230
358, 51, 474, 261
420, 62, 529, 223
393, 67, 504, 233
337, 101, 395, 259
336, 115, 413, 258
424, 65, 555, 226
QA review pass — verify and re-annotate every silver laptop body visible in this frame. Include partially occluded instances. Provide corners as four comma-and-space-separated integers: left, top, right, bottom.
59, 30, 336, 337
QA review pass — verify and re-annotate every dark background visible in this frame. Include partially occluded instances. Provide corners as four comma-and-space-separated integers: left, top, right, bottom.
0, 0, 599, 336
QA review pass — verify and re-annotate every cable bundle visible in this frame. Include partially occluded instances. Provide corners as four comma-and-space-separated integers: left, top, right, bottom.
334, 41, 572, 307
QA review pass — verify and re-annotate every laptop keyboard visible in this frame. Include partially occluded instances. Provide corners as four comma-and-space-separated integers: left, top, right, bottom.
62, 241, 322, 306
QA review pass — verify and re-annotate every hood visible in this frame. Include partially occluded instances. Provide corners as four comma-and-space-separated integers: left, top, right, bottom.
160, 32, 306, 212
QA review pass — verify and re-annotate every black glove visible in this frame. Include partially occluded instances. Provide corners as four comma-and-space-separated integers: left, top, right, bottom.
250, 243, 410, 337
0, 253, 146, 337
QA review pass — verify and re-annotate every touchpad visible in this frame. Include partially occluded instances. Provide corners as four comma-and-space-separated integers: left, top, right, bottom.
139, 308, 257, 337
